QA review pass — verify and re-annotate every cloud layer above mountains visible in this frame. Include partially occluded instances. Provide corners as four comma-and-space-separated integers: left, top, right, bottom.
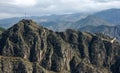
0, 0, 120, 19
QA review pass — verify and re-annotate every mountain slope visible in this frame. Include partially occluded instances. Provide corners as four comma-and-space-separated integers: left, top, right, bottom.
93, 9, 120, 24
80, 25, 120, 41
72, 15, 113, 29
0, 19, 119, 73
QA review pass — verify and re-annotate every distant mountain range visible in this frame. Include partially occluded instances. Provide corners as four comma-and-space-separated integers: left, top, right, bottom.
71, 15, 114, 29
76, 9, 120, 41
93, 9, 120, 25
0, 8, 120, 39
80, 25, 120, 41
0, 9, 120, 30
0, 13, 88, 29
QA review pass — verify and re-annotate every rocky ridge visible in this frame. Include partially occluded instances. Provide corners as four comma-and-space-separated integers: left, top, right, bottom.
0, 19, 119, 73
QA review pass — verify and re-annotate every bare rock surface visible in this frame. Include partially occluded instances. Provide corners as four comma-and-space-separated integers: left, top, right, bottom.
0, 19, 119, 73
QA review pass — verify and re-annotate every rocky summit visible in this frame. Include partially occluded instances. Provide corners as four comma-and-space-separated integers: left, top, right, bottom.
0, 19, 119, 73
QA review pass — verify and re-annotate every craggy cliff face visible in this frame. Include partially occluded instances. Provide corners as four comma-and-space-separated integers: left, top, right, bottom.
0, 19, 119, 73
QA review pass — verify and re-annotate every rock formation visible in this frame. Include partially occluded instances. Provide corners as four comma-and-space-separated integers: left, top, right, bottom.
0, 19, 119, 73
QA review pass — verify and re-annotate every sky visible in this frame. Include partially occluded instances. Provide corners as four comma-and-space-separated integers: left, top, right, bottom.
0, 0, 120, 19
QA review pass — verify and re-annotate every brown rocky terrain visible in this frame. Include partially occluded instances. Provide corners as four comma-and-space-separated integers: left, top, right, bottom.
0, 19, 119, 73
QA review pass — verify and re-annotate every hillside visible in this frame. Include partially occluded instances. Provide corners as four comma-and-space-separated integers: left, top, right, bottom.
0, 19, 119, 73
80, 25, 120, 41
71, 15, 113, 29
93, 9, 120, 24
40, 9, 120, 31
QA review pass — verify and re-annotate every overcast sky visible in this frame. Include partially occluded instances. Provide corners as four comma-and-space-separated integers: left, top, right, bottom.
0, 0, 120, 19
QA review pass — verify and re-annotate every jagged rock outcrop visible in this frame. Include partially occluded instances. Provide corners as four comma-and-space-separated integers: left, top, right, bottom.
0, 19, 120, 73
0, 56, 33, 73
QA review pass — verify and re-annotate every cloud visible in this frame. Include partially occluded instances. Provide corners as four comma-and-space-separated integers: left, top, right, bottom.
34, 0, 120, 13
12, 0, 36, 7
94, 0, 120, 2
0, 13, 23, 19
0, 0, 36, 7
0, 0, 120, 19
